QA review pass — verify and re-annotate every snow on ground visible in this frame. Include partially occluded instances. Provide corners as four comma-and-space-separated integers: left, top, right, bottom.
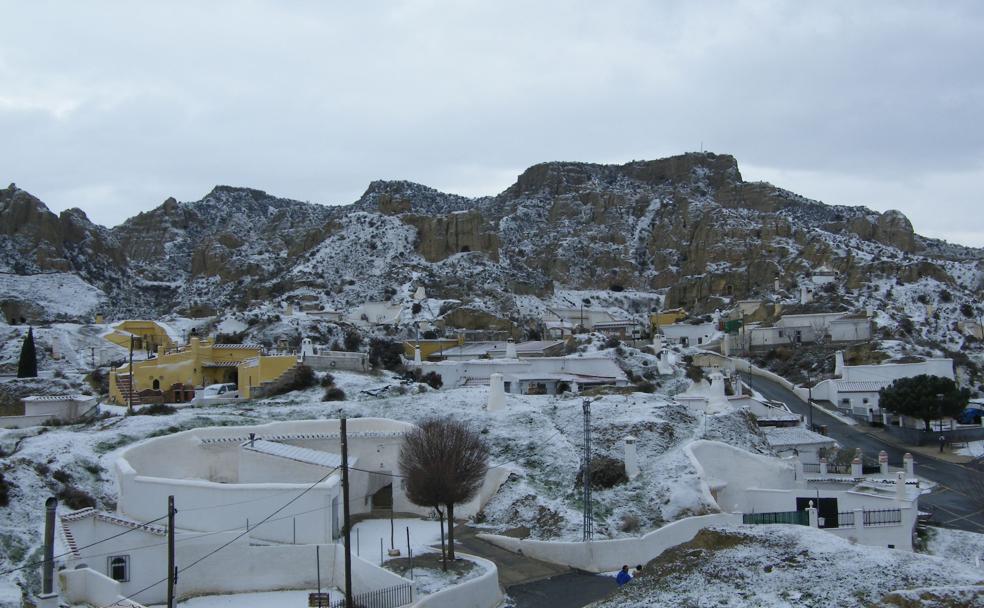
957, 440, 984, 458
387, 550, 486, 595
597, 525, 984, 608
924, 526, 984, 569
0, 273, 105, 321
146, 588, 341, 608
352, 518, 443, 565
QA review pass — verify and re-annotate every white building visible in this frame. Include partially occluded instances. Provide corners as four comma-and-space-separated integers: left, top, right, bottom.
300, 339, 370, 372
811, 265, 838, 285
0, 395, 98, 429
346, 302, 403, 326
418, 356, 629, 394
436, 340, 566, 361
745, 312, 871, 348
688, 440, 919, 550
811, 351, 955, 416
659, 322, 719, 348
761, 426, 837, 464
542, 307, 615, 331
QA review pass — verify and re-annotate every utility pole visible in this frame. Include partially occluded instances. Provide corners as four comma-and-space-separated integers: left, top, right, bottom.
127, 335, 134, 414
41, 497, 57, 601
167, 495, 176, 608
582, 399, 593, 541
341, 418, 353, 608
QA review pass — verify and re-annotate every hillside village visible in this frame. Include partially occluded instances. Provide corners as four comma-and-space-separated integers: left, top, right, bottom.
2, 155, 984, 607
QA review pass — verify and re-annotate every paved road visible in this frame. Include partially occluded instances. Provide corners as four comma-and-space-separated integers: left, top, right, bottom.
749, 374, 984, 533
454, 525, 614, 608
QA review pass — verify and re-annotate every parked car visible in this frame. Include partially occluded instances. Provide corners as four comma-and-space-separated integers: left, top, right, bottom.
957, 407, 984, 425
202, 383, 239, 399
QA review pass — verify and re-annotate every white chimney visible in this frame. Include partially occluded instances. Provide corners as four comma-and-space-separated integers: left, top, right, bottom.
903, 452, 914, 478
652, 333, 663, 351
895, 471, 906, 504
878, 450, 888, 476
505, 339, 517, 359
300, 338, 314, 357
487, 373, 505, 411
834, 351, 845, 377
623, 435, 640, 479
800, 285, 812, 305
413, 346, 422, 365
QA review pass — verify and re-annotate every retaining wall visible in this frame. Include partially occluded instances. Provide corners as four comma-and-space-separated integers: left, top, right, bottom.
478, 513, 741, 573
411, 554, 501, 608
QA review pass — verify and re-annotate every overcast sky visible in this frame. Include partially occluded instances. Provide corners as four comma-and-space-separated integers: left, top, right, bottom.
2, 1, 982, 246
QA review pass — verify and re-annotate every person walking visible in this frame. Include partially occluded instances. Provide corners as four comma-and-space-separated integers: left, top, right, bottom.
616, 565, 632, 587
939, 435, 946, 453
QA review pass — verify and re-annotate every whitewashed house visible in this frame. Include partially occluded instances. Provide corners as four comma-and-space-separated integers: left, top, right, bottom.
0, 395, 98, 429
346, 302, 403, 326
745, 312, 870, 348
811, 351, 955, 416
418, 356, 629, 394
300, 338, 370, 372
688, 440, 920, 550
811, 265, 838, 285
659, 322, 719, 347
542, 307, 615, 331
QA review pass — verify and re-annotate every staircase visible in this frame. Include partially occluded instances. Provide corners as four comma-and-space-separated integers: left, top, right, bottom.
251, 361, 303, 399
114, 374, 142, 406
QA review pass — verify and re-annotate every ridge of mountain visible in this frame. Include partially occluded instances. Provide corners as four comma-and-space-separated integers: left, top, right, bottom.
1, 154, 982, 337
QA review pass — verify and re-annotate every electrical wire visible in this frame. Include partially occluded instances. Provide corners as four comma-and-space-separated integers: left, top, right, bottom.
0, 513, 169, 576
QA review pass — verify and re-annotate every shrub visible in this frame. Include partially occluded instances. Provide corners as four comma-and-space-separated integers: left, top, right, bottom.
898, 317, 915, 335
635, 381, 656, 393
961, 303, 975, 318
288, 364, 317, 391
57, 484, 96, 510
411, 302, 422, 314
603, 335, 621, 349
939, 289, 953, 303
420, 371, 443, 390
576, 456, 628, 490
369, 338, 404, 371
132, 403, 177, 416
0, 473, 10, 507
52, 469, 73, 484
343, 331, 362, 352
320, 373, 336, 387
422, 330, 438, 339
322, 387, 346, 401
685, 365, 704, 383
619, 514, 641, 533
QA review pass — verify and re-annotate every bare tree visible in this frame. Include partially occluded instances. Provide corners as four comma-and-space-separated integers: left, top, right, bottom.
399, 418, 489, 569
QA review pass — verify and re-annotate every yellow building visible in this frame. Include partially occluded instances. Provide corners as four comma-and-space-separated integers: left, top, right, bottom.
402, 337, 464, 360
109, 336, 298, 405
650, 308, 688, 329
104, 320, 176, 353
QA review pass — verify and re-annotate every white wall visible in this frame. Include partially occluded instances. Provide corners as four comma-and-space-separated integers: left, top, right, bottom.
842, 359, 954, 383
685, 441, 796, 512
479, 513, 741, 573
419, 357, 626, 390
828, 319, 871, 342
660, 323, 718, 346
59, 568, 147, 608
411, 554, 501, 608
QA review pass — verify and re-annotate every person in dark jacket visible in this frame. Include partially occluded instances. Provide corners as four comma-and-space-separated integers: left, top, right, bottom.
616, 565, 632, 586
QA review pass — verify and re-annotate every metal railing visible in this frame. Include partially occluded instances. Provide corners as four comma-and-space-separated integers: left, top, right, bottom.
802, 463, 821, 474
825, 463, 852, 475
329, 583, 413, 608
834, 511, 855, 527
863, 509, 902, 527
742, 511, 809, 526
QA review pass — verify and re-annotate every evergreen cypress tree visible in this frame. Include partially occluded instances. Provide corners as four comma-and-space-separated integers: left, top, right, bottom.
17, 327, 38, 378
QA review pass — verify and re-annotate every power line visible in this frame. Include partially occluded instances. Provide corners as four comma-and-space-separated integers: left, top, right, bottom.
0, 513, 168, 577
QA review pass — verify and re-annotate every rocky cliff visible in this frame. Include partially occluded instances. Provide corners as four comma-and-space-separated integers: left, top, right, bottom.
1, 154, 982, 328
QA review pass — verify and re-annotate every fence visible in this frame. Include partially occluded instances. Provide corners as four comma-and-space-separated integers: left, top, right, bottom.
832, 511, 854, 528
742, 511, 809, 526
329, 583, 413, 608
863, 509, 902, 527
802, 463, 821, 474
825, 463, 851, 475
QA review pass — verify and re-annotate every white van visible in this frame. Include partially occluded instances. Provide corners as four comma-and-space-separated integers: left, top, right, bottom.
202, 383, 239, 399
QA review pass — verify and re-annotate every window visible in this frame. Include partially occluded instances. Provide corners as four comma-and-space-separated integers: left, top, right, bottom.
152, 379, 160, 390
108, 555, 129, 582
862, 398, 869, 404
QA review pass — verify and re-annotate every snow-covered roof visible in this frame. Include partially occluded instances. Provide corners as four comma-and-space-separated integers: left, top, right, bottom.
60, 508, 167, 536
762, 426, 837, 448
503, 372, 621, 383
22, 394, 95, 402
242, 439, 355, 470
836, 380, 887, 393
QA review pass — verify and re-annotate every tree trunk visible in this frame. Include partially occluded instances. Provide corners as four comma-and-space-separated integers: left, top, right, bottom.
446, 502, 455, 561
924, 418, 931, 432
436, 506, 447, 571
